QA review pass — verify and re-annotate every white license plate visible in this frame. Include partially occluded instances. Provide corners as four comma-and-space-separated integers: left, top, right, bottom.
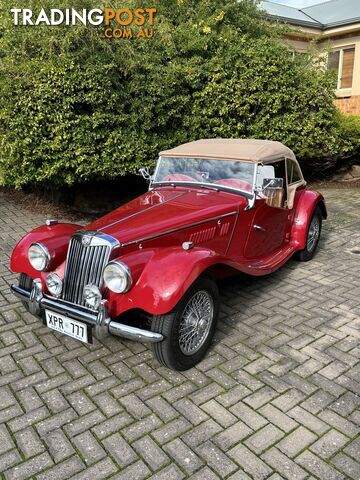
45, 310, 90, 343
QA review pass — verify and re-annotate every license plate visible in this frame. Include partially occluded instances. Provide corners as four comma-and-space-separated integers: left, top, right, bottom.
45, 310, 90, 343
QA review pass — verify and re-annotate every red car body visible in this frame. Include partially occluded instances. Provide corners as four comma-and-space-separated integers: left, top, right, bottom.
10, 139, 326, 368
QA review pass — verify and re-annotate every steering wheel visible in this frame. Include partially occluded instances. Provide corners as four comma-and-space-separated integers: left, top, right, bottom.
216, 179, 252, 191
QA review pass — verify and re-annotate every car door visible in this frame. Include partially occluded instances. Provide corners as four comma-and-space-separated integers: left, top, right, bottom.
244, 159, 289, 258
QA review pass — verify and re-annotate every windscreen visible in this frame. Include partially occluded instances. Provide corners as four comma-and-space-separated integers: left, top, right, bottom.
153, 157, 255, 194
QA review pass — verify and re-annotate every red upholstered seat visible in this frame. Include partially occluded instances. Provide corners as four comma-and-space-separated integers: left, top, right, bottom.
216, 179, 252, 191
163, 174, 196, 182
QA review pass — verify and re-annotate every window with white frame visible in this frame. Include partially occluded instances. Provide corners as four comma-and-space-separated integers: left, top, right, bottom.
328, 47, 355, 90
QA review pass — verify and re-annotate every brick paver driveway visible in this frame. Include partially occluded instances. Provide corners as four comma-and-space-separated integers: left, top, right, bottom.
0, 188, 359, 480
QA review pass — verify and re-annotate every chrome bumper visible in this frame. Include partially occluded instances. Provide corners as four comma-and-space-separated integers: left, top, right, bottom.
11, 282, 163, 344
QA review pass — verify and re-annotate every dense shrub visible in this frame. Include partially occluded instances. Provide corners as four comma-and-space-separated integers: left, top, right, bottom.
335, 115, 360, 162
0, 0, 356, 188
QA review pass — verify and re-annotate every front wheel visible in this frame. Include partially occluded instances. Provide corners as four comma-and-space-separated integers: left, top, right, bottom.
295, 207, 322, 262
151, 277, 219, 371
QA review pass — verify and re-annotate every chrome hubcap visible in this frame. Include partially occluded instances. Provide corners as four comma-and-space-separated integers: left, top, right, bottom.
179, 290, 214, 355
307, 216, 320, 252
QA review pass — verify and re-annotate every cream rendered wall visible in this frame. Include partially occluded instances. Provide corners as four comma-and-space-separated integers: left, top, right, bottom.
285, 38, 311, 53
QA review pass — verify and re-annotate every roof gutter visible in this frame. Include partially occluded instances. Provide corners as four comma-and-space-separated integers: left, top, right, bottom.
264, 12, 360, 32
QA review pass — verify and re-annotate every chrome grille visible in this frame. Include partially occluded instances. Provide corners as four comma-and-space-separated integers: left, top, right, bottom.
62, 232, 118, 306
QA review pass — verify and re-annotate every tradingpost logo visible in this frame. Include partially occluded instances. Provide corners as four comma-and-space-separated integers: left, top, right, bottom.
10, 7, 157, 39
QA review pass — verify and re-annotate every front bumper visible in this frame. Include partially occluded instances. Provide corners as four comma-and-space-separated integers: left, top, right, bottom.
11, 281, 163, 344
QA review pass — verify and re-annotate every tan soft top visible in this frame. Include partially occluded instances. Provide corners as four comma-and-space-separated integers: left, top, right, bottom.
160, 139, 296, 163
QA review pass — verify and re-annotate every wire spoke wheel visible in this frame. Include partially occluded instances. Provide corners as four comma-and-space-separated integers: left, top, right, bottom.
307, 215, 320, 252
151, 277, 219, 370
178, 290, 214, 355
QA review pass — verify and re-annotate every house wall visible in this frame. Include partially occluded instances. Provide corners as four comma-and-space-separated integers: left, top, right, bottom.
334, 96, 360, 114
285, 29, 360, 115
320, 35, 360, 98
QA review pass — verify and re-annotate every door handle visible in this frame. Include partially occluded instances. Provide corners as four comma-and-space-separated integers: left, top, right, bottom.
253, 224, 266, 232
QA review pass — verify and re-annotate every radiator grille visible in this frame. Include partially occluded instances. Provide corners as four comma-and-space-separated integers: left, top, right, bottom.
62, 235, 111, 305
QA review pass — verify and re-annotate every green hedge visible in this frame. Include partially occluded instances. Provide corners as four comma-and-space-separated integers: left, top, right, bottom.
0, 0, 357, 188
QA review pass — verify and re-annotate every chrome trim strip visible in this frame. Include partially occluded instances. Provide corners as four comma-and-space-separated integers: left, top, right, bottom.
152, 182, 253, 199
149, 155, 162, 190
10, 284, 163, 343
121, 211, 238, 247
225, 207, 240, 256
98, 192, 186, 232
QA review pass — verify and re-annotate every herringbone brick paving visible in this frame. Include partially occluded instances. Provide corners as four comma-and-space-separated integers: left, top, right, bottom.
0, 188, 359, 479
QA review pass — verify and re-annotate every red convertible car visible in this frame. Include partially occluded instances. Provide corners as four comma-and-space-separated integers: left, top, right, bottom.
10, 139, 326, 370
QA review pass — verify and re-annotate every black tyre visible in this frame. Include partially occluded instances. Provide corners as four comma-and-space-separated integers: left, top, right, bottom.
19, 273, 33, 311
296, 207, 322, 262
151, 277, 219, 371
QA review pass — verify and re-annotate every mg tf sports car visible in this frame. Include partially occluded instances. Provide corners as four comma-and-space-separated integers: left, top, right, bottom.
10, 139, 327, 370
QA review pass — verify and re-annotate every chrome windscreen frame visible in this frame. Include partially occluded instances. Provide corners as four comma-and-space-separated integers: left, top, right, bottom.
150, 156, 257, 206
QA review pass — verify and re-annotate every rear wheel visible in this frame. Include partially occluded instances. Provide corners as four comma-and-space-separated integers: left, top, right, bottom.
18, 273, 33, 311
296, 207, 322, 262
151, 277, 219, 371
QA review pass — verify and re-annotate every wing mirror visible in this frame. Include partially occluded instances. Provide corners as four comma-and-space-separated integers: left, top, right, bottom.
262, 178, 284, 190
138, 167, 153, 183
262, 178, 285, 208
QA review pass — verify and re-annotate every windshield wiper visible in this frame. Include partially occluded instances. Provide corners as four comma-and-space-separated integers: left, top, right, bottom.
152, 181, 220, 191
198, 184, 219, 192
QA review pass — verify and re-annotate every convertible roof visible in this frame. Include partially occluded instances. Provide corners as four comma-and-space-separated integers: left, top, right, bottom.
160, 139, 296, 163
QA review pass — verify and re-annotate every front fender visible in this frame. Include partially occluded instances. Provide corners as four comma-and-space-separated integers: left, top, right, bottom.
10, 223, 81, 279
106, 246, 224, 317
291, 190, 327, 250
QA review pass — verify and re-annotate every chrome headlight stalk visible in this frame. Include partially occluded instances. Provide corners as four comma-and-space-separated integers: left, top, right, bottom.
28, 243, 51, 271
103, 261, 132, 294
46, 273, 63, 298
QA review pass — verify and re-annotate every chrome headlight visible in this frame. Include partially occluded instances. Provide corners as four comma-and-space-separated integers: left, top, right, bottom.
103, 261, 132, 293
28, 243, 50, 271
46, 273, 62, 297
83, 284, 102, 310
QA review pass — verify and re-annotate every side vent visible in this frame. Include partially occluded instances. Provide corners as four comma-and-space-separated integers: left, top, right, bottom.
219, 222, 230, 236
189, 226, 216, 244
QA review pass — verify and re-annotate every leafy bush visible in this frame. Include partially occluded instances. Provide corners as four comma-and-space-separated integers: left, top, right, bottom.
0, 0, 355, 188
336, 114, 360, 162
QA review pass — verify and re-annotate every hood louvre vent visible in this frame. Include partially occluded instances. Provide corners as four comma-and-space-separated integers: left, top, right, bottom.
220, 222, 230, 236
189, 226, 216, 244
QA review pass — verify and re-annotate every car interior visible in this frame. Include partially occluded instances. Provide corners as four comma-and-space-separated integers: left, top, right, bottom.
256, 162, 287, 209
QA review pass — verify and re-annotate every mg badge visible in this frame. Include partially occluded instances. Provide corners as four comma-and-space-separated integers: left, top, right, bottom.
82, 235, 92, 247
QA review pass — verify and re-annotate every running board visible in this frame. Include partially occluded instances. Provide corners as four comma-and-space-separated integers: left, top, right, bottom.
246, 245, 296, 274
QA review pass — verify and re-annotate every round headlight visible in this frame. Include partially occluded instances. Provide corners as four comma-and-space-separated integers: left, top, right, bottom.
46, 273, 63, 297
83, 284, 102, 310
28, 243, 50, 271
103, 261, 132, 294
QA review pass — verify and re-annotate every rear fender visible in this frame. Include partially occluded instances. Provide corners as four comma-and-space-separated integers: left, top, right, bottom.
10, 223, 81, 280
291, 190, 327, 250
106, 246, 224, 317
